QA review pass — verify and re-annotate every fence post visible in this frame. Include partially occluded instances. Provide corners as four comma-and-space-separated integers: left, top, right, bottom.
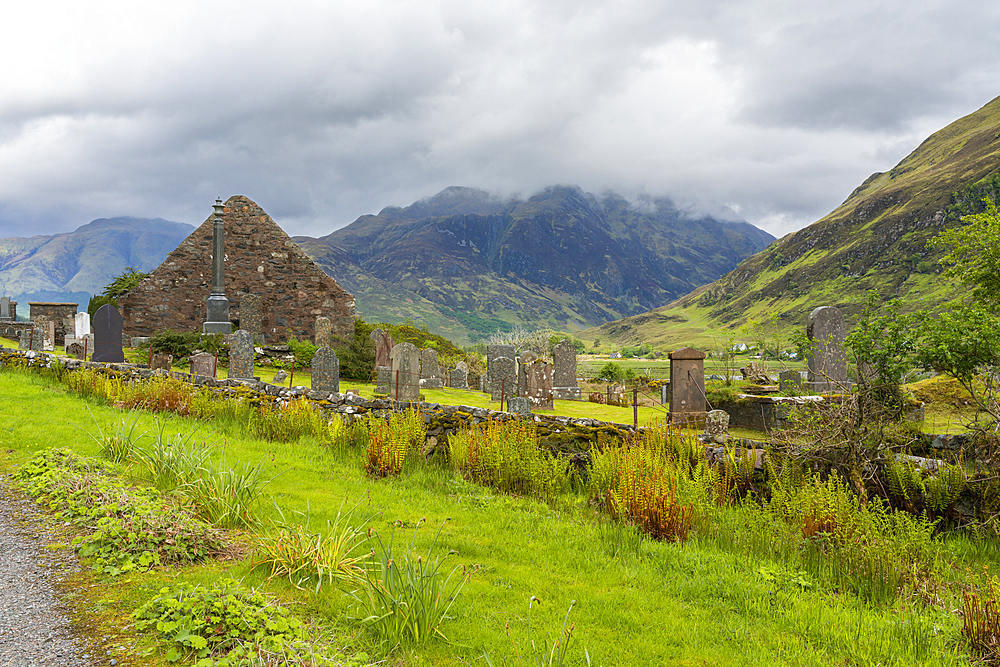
633, 388, 638, 429
395, 369, 400, 403
501, 378, 506, 412
148, 346, 153, 368
289, 363, 294, 388
213, 352, 218, 378
29, 329, 33, 350
83, 337, 88, 360
606, 384, 610, 405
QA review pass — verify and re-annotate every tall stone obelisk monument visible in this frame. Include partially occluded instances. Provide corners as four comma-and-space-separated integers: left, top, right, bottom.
203, 198, 233, 334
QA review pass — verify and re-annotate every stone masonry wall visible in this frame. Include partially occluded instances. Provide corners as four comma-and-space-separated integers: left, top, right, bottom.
119, 195, 355, 343
28, 302, 78, 346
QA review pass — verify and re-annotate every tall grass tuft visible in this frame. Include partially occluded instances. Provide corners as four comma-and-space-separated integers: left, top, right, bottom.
136, 419, 210, 490
964, 575, 1000, 662
365, 409, 425, 477
83, 406, 144, 463
182, 453, 268, 529
449, 419, 572, 500
485, 597, 590, 667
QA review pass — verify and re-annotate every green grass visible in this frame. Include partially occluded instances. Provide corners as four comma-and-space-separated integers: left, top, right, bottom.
0, 365, 993, 665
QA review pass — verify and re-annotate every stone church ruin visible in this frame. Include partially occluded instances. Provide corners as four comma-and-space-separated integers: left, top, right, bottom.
120, 195, 355, 343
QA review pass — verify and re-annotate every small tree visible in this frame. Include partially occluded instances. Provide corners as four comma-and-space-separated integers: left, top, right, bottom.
928, 198, 1000, 310
88, 266, 149, 317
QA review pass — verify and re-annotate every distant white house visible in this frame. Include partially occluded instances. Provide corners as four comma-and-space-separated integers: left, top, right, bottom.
609, 352, 622, 359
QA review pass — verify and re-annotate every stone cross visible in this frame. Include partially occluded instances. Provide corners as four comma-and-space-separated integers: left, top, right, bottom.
389, 342, 420, 401
487, 344, 515, 396
420, 348, 443, 389
190, 352, 217, 378
449, 361, 469, 390
525, 360, 554, 410
806, 306, 847, 392
490, 356, 516, 403
204, 198, 232, 334
228, 330, 255, 380
0, 297, 9, 320
92, 304, 125, 363
315, 316, 332, 348
668, 347, 706, 425
74, 312, 90, 339
311, 346, 340, 393
241, 293, 264, 344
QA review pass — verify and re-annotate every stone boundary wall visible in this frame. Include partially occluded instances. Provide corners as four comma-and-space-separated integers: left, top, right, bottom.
0, 322, 33, 341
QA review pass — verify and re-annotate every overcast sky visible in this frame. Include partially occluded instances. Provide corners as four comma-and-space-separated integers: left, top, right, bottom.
2, 0, 998, 240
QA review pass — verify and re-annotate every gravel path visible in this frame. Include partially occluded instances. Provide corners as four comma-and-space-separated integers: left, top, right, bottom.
0, 478, 96, 667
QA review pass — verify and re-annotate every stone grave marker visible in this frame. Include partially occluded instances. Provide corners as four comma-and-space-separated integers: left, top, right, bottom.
376, 366, 391, 394
660, 383, 669, 405
315, 316, 332, 348
65, 341, 86, 360
518, 351, 537, 397
490, 356, 516, 403
92, 304, 125, 363
241, 293, 264, 344
371, 329, 394, 371
704, 410, 730, 444
228, 330, 256, 380
150, 353, 173, 371
449, 361, 469, 390
190, 352, 217, 378
487, 344, 515, 396
19, 327, 43, 351
507, 396, 531, 416
311, 346, 340, 393
668, 347, 706, 425
273, 369, 288, 383
390, 342, 420, 401
806, 306, 847, 392
0, 297, 10, 321
44, 320, 56, 351
420, 348, 444, 389
131, 337, 150, 348
74, 312, 90, 339
779, 369, 802, 393
525, 360, 554, 410
552, 340, 581, 400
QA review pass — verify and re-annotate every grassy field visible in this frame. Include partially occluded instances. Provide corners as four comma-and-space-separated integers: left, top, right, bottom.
0, 365, 994, 666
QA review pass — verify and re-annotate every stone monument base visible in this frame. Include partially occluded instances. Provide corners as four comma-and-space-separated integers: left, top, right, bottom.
553, 386, 582, 401
203, 321, 233, 335
670, 411, 707, 428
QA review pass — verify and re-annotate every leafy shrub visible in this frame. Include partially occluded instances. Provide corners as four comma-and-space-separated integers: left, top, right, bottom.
286, 336, 318, 369
601, 446, 693, 542
365, 409, 425, 477
450, 418, 572, 500
148, 329, 229, 358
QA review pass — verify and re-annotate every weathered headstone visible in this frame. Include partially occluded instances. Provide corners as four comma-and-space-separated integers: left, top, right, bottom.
705, 409, 730, 444
507, 396, 531, 416
241, 293, 264, 344
779, 369, 802, 393
420, 348, 444, 389
74, 312, 90, 339
552, 340, 581, 400
311, 346, 340, 393
376, 366, 392, 394
660, 383, 669, 405
390, 342, 420, 401
806, 306, 847, 393
371, 329, 394, 371
273, 369, 288, 383
668, 347, 706, 425
0, 297, 10, 321
131, 337, 150, 348
518, 351, 537, 397
190, 352, 217, 378
45, 320, 56, 351
487, 344, 515, 396
449, 361, 469, 390
228, 330, 255, 380
490, 356, 516, 403
65, 341, 86, 360
315, 316, 332, 348
19, 327, 43, 351
92, 304, 125, 363
150, 353, 173, 371
525, 360, 554, 410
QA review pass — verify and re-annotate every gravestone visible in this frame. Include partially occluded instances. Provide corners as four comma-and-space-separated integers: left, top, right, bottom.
241, 293, 264, 344
45, 320, 56, 351
704, 410, 730, 444
449, 361, 469, 390
518, 351, 537, 397
74, 312, 90, 339
390, 342, 420, 401
490, 356, 516, 403
19, 328, 43, 351
228, 330, 255, 380
525, 360, 554, 410
779, 369, 802, 393
552, 340, 581, 400
65, 341, 86, 360
507, 396, 531, 416
189, 352, 217, 378
668, 347, 706, 425
376, 366, 392, 394
371, 329, 394, 371
806, 306, 847, 393
660, 383, 669, 405
315, 316, 332, 348
92, 304, 125, 363
311, 346, 340, 393
487, 345, 515, 396
131, 337, 150, 348
150, 353, 173, 371
273, 369, 288, 383
420, 348, 444, 389
0, 296, 10, 321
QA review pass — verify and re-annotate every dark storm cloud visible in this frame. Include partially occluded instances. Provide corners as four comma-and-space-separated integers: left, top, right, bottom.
0, 0, 998, 240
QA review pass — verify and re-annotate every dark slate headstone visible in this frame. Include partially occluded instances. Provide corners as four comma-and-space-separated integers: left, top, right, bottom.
92, 304, 125, 363
518, 351, 537, 397
390, 342, 420, 401
228, 330, 255, 380
490, 356, 516, 402
150, 353, 173, 371
449, 361, 469, 390
241, 293, 264, 344
669, 347, 706, 425
487, 344, 515, 395
806, 306, 847, 392
311, 346, 340, 393
190, 352, 217, 378
525, 360, 554, 410
315, 316, 332, 348
376, 366, 392, 394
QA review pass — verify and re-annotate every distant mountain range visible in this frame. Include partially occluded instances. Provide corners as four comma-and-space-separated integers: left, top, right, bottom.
294, 185, 774, 343
0, 217, 194, 312
586, 95, 1000, 350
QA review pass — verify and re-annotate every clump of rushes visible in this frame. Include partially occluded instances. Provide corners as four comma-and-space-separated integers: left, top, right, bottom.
365, 409, 425, 477
83, 405, 144, 464
964, 573, 1000, 663
485, 597, 591, 667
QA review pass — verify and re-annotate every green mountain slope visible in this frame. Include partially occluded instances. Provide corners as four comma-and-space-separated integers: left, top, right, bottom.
584, 95, 1000, 350
295, 185, 774, 344
0, 217, 194, 311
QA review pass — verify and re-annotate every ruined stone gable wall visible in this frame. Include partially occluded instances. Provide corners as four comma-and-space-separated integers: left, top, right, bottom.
120, 195, 355, 343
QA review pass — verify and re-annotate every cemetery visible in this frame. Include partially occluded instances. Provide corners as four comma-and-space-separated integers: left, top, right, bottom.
0, 199, 998, 666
